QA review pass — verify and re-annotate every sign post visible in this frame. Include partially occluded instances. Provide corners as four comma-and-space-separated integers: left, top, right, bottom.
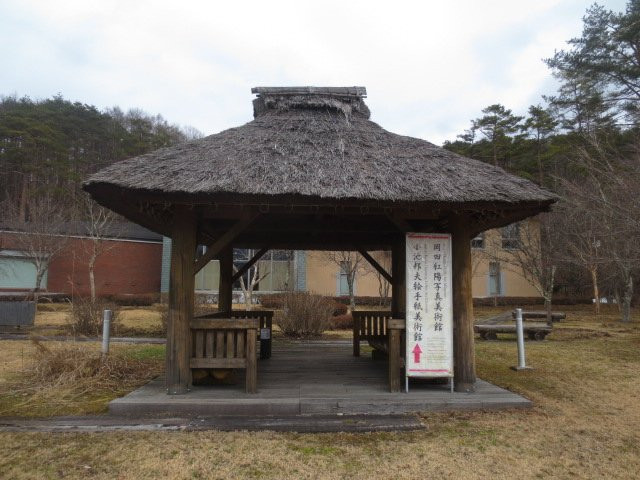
405, 233, 454, 392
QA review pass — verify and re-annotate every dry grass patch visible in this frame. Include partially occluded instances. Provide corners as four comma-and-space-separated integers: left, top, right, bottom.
0, 306, 638, 479
0, 340, 163, 417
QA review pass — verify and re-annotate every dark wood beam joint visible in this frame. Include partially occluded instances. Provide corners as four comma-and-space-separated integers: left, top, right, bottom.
231, 247, 269, 282
194, 212, 259, 274
358, 249, 392, 284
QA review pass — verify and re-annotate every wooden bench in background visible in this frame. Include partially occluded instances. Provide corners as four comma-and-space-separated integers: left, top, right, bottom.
190, 318, 258, 393
511, 310, 566, 323
474, 323, 552, 341
195, 310, 273, 359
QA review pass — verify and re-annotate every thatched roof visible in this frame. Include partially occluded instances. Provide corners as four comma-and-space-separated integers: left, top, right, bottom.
84, 87, 555, 209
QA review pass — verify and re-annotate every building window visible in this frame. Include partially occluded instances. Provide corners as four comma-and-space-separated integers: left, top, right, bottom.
471, 232, 485, 249
338, 261, 352, 296
501, 223, 521, 249
488, 262, 502, 296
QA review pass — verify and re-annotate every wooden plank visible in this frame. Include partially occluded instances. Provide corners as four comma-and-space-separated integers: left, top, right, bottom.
246, 329, 257, 394
195, 330, 204, 359
206, 331, 214, 358
352, 314, 360, 357
231, 247, 269, 283
451, 216, 476, 393
194, 213, 259, 274
388, 318, 405, 330
216, 331, 224, 359
166, 206, 197, 395
236, 330, 245, 358
475, 324, 552, 333
251, 86, 367, 97
389, 327, 402, 392
226, 331, 235, 358
190, 318, 260, 330
358, 249, 392, 283
190, 358, 247, 369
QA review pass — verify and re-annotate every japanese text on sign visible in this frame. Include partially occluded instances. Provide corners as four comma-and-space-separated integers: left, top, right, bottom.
405, 233, 453, 378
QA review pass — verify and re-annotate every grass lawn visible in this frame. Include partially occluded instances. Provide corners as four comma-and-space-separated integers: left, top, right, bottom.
0, 305, 638, 479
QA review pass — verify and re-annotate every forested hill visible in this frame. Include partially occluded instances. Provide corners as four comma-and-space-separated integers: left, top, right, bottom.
0, 95, 202, 219
442, 1, 639, 188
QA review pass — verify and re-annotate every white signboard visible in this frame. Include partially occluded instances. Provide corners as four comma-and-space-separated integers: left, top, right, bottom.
405, 233, 454, 378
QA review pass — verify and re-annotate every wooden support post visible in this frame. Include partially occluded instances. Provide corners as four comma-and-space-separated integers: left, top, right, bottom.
388, 319, 405, 392
166, 207, 196, 395
246, 327, 257, 393
391, 239, 406, 318
218, 246, 233, 313
451, 216, 476, 392
353, 316, 360, 357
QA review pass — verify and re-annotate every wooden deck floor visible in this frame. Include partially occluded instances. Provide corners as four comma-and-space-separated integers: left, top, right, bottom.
110, 341, 531, 416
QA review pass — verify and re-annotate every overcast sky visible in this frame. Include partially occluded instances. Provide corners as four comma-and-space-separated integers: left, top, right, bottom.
0, 0, 628, 145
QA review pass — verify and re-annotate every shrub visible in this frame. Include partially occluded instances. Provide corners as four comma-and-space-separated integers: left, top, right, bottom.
260, 294, 285, 309
104, 293, 159, 306
332, 313, 353, 330
276, 291, 335, 337
70, 297, 120, 337
332, 301, 348, 316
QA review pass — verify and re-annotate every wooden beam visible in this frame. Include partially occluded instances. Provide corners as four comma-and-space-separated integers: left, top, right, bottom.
358, 249, 392, 284
451, 215, 476, 393
386, 214, 413, 233
166, 206, 196, 395
218, 247, 233, 313
194, 213, 258, 274
391, 238, 406, 318
231, 247, 269, 283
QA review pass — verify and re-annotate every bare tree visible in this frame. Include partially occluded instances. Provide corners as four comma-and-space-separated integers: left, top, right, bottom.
80, 195, 118, 301
558, 198, 607, 314
561, 135, 640, 322
234, 262, 269, 310
2, 195, 69, 301
321, 251, 366, 310
484, 216, 564, 324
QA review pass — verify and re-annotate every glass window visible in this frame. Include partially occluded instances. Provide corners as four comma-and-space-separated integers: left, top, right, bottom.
488, 262, 502, 296
339, 261, 351, 295
501, 223, 521, 249
471, 232, 485, 249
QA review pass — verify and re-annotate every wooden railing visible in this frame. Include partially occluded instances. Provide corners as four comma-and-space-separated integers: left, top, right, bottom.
352, 310, 393, 356
190, 318, 258, 393
352, 311, 405, 392
195, 310, 273, 359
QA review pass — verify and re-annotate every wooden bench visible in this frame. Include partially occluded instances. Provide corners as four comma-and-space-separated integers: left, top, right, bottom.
195, 310, 273, 359
190, 318, 258, 393
474, 323, 552, 341
352, 310, 393, 356
352, 311, 405, 392
512, 310, 566, 322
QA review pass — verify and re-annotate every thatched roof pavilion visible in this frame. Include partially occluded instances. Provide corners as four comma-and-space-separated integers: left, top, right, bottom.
84, 86, 555, 395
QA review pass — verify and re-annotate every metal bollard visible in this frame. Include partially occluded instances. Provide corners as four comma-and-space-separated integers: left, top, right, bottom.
101, 309, 112, 358
511, 308, 532, 371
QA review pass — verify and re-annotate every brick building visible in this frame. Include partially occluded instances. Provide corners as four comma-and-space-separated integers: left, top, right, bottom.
0, 223, 162, 297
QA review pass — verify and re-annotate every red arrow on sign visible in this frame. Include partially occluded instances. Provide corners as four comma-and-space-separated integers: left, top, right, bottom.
412, 343, 423, 363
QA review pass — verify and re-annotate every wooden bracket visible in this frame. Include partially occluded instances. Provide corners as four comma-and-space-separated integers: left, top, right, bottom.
358, 249, 392, 284
194, 212, 259, 274
231, 247, 269, 282
386, 214, 413, 233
